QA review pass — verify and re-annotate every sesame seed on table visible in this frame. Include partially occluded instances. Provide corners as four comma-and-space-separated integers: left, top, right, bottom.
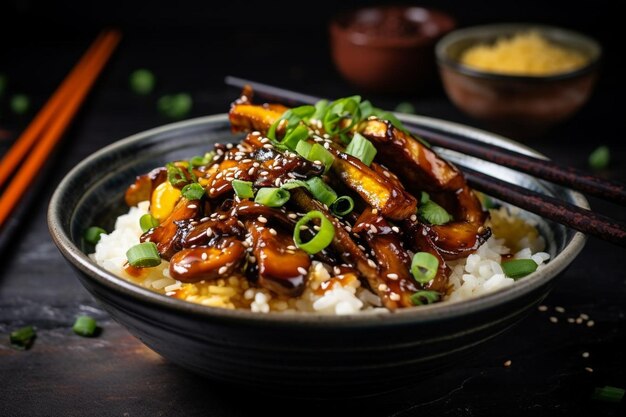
0, 2, 625, 416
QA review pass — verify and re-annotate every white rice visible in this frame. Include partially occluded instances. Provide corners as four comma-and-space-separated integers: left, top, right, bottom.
91, 201, 550, 314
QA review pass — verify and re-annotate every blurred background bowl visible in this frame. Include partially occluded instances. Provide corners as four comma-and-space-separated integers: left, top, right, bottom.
330, 6, 455, 93
436, 23, 601, 138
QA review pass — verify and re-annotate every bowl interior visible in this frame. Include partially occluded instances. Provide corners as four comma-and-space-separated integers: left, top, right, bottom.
436, 23, 601, 80
49, 114, 587, 324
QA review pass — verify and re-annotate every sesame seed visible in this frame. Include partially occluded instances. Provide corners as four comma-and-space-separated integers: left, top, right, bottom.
586, 320, 595, 327
287, 245, 297, 250
274, 178, 281, 186
549, 316, 558, 323
206, 229, 213, 237
323, 142, 330, 149
257, 216, 268, 223
567, 318, 575, 323
253, 162, 260, 167
218, 266, 228, 274
260, 171, 269, 176
387, 273, 399, 280
248, 167, 255, 176
313, 225, 321, 231
576, 318, 583, 324
580, 313, 590, 320
584, 367, 594, 373
297, 267, 308, 275
382, 171, 391, 178
538, 305, 548, 311
372, 209, 378, 215
391, 226, 400, 233
209, 187, 215, 193
582, 352, 590, 358
410, 214, 417, 222
345, 225, 352, 232
248, 256, 256, 263
269, 228, 277, 235
219, 215, 227, 220
201, 252, 208, 260
226, 143, 234, 149
378, 283, 388, 291
262, 144, 273, 149
504, 360, 512, 367
333, 267, 341, 275
555, 306, 565, 313
288, 213, 297, 219
300, 225, 308, 231
187, 204, 197, 209
389, 293, 400, 301
369, 225, 378, 234
367, 259, 377, 268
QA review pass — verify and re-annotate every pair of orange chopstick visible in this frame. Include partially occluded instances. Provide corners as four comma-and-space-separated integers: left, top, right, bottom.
0, 29, 121, 228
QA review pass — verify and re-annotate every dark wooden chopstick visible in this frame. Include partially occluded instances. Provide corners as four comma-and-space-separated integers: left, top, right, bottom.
224, 76, 626, 246
406, 124, 626, 206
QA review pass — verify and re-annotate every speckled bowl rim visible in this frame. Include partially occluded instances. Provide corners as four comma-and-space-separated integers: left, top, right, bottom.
48, 113, 587, 327
436, 23, 602, 82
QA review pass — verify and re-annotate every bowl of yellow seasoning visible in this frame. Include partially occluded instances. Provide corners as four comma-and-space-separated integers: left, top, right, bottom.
436, 24, 601, 137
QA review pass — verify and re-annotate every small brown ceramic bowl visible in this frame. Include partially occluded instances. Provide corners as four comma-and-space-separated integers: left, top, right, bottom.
330, 6, 456, 93
436, 24, 601, 138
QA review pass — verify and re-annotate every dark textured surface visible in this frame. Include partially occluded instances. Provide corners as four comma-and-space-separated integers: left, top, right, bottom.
1, 7, 625, 416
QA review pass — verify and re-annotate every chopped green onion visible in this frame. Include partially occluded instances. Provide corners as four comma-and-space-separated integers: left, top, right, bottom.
166, 162, 188, 187
295, 140, 313, 159
410, 290, 441, 306
267, 105, 315, 141
305, 177, 337, 206
84, 226, 106, 245
359, 100, 374, 119
10, 325, 36, 350
312, 99, 329, 120
72, 315, 98, 337
322, 96, 362, 137
282, 124, 310, 150
11, 94, 30, 115
255, 187, 290, 207
418, 192, 453, 225
502, 259, 537, 279
232, 179, 254, 199
0, 73, 6, 97
126, 242, 161, 268
411, 252, 439, 284
589, 145, 610, 170
181, 183, 205, 200
190, 151, 215, 167
129, 69, 155, 95
281, 180, 308, 190
139, 214, 159, 232
293, 210, 335, 254
330, 196, 354, 216
395, 102, 416, 114
593, 386, 624, 403
345, 133, 377, 166
308, 143, 335, 173
158, 93, 192, 119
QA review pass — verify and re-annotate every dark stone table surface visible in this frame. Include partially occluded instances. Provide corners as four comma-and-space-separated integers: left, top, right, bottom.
0, 29, 624, 417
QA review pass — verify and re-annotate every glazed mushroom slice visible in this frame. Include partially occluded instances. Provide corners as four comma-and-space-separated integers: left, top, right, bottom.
246, 219, 311, 296
234, 200, 295, 230
353, 208, 419, 308
181, 215, 246, 248
359, 119, 490, 260
169, 238, 246, 283
141, 197, 201, 259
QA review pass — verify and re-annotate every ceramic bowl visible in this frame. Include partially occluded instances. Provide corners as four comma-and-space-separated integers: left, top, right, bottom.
436, 24, 601, 138
48, 114, 587, 395
329, 6, 455, 93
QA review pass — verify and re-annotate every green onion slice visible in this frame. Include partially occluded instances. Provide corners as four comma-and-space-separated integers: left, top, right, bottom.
305, 177, 337, 206
255, 187, 290, 207
410, 290, 441, 306
308, 143, 335, 173
84, 226, 106, 245
281, 180, 308, 190
312, 99, 329, 120
73, 315, 98, 337
129, 69, 155, 95
589, 145, 610, 170
345, 133, 377, 166
158, 93, 192, 119
166, 162, 188, 187
293, 210, 335, 254
11, 94, 30, 115
282, 124, 310, 150
418, 192, 453, 225
411, 252, 439, 284
232, 179, 254, 199
139, 214, 159, 232
501, 259, 538, 279
181, 183, 205, 200
126, 242, 161, 268
330, 196, 354, 216
295, 140, 313, 159
10, 325, 36, 350
593, 386, 625, 403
